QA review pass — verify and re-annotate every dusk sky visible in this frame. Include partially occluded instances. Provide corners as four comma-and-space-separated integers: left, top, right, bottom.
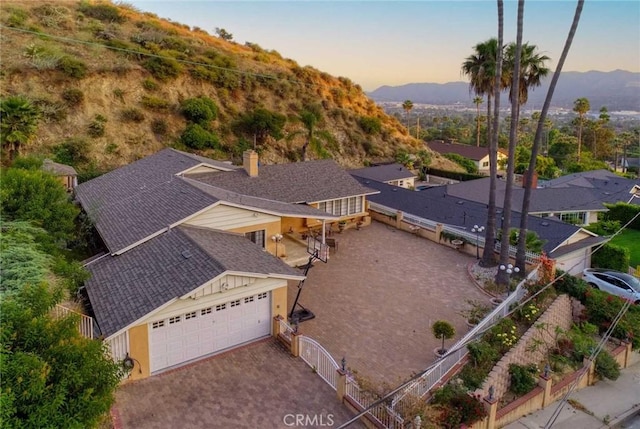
129, 1, 640, 91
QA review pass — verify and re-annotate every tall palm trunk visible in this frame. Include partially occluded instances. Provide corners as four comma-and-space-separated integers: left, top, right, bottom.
496, 0, 524, 287
515, 0, 585, 271
476, 100, 482, 147
480, 0, 503, 267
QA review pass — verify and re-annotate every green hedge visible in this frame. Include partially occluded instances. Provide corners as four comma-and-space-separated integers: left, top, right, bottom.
604, 202, 640, 230
591, 243, 630, 272
421, 166, 484, 182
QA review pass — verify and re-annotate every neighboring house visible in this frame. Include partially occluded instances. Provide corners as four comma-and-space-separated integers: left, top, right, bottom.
42, 158, 77, 191
76, 148, 376, 379
427, 140, 508, 174
440, 170, 640, 226
350, 163, 416, 189
615, 157, 640, 173
354, 176, 607, 275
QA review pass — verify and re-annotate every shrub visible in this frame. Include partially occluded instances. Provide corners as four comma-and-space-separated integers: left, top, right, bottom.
434, 386, 487, 428
87, 114, 107, 137
143, 56, 181, 80
140, 95, 171, 111
150, 119, 168, 135
444, 153, 479, 174
78, 3, 125, 23
180, 124, 218, 150
584, 220, 621, 236
57, 56, 87, 79
358, 116, 382, 135
53, 137, 90, 165
4, 6, 29, 28
591, 243, 630, 272
142, 78, 159, 91
181, 97, 218, 124
509, 363, 538, 395
105, 143, 119, 154
113, 88, 125, 101
595, 350, 621, 381
603, 202, 640, 230
120, 108, 145, 123
61, 88, 84, 106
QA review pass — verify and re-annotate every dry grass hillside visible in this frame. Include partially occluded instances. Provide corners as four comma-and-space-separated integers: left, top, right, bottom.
0, 0, 459, 176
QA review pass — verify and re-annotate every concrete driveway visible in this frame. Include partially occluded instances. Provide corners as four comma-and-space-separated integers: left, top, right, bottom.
113, 339, 364, 429
288, 221, 489, 386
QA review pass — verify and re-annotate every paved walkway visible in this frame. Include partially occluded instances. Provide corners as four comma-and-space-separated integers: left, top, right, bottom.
288, 221, 488, 386
113, 339, 364, 429
505, 358, 640, 429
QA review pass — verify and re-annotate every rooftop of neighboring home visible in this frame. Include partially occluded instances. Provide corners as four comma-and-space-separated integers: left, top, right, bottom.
439, 170, 639, 214
42, 158, 77, 176
426, 140, 507, 161
349, 163, 415, 183
353, 176, 591, 256
84, 226, 303, 338
75, 148, 374, 254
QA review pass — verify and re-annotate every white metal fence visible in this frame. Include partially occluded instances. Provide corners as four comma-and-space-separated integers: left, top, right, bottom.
275, 316, 296, 343
105, 331, 130, 361
391, 266, 539, 416
53, 304, 94, 339
345, 377, 405, 429
298, 336, 340, 390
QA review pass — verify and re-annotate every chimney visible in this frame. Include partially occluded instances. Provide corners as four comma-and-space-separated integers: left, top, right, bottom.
243, 150, 259, 177
523, 170, 538, 189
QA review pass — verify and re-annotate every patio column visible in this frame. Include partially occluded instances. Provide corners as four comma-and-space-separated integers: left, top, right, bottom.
321, 220, 326, 244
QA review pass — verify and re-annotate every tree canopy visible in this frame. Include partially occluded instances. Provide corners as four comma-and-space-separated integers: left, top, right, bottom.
232, 108, 286, 147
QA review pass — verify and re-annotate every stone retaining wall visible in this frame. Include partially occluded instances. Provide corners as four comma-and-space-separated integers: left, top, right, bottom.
477, 294, 574, 400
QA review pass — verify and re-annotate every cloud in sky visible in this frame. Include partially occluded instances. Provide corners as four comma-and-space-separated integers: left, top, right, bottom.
129, 1, 640, 90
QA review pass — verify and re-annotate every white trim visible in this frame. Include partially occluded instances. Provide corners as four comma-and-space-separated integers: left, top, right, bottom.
176, 162, 236, 176
311, 193, 378, 205
549, 228, 599, 254
105, 297, 180, 341
169, 201, 224, 228
219, 201, 337, 220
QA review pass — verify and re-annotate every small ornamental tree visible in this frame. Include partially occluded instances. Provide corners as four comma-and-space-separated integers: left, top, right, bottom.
432, 320, 456, 354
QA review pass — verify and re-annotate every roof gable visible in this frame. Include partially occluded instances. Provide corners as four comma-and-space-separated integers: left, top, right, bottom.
84, 227, 302, 338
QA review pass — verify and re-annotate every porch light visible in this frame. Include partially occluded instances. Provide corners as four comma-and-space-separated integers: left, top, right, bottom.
271, 233, 283, 257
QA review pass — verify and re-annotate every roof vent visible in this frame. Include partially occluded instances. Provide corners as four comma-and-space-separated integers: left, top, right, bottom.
181, 250, 192, 259
392, 188, 397, 192
541, 221, 550, 227
457, 201, 464, 205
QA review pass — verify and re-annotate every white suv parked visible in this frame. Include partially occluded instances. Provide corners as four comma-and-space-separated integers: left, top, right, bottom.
582, 268, 640, 304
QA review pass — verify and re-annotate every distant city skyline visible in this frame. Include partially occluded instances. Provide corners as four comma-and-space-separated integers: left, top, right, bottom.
129, 1, 640, 91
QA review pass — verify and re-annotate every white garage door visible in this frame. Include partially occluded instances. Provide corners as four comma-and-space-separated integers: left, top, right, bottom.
149, 292, 271, 373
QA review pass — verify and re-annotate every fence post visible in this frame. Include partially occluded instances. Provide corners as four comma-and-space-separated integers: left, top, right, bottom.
583, 357, 596, 386
272, 315, 282, 339
539, 373, 553, 407
623, 340, 632, 368
396, 210, 403, 229
291, 332, 300, 357
483, 394, 498, 429
336, 369, 347, 401
435, 223, 443, 242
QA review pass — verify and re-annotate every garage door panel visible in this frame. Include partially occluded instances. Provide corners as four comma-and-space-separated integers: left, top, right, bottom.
149, 292, 271, 373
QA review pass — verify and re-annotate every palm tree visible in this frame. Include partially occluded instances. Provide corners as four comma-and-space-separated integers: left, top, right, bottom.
402, 100, 414, 130
504, 43, 550, 111
495, 0, 524, 288
473, 96, 483, 147
0, 96, 40, 161
515, 0, 585, 271
573, 97, 590, 161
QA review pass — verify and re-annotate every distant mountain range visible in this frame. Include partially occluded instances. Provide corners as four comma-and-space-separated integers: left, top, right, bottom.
368, 70, 640, 112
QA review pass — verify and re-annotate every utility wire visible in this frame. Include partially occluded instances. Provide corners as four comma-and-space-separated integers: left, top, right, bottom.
338, 210, 640, 428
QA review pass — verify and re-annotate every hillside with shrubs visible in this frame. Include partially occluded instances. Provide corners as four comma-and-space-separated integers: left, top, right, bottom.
0, 1, 458, 178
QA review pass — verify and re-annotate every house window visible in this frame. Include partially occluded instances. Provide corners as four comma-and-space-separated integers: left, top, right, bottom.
152, 320, 165, 329
185, 311, 197, 320
169, 316, 181, 324
482, 161, 489, 168
244, 296, 254, 303
258, 292, 268, 300
201, 307, 212, 315
215, 303, 226, 311
399, 180, 404, 187
244, 230, 265, 248
230, 299, 241, 308
319, 196, 364, 216
559, 212, 586, 225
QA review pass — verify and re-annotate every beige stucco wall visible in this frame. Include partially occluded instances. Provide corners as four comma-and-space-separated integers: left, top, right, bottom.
128, 324, 150, 380
271, 285, 287, 319
228, 220, 282, 256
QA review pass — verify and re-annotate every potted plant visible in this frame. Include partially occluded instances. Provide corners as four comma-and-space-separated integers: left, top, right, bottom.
338, 221, 347, 233
432, 320, 456, 357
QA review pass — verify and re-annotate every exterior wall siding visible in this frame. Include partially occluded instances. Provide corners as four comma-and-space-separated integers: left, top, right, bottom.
128, 324, 150, 380
228, 221, 282, 256
184, 204, 280, 231
282, 216, 307, 234
271, 285, 288, 319
149, 276, 286, 322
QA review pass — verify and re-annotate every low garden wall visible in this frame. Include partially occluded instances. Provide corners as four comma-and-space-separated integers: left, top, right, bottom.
477, 294, 574, 400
